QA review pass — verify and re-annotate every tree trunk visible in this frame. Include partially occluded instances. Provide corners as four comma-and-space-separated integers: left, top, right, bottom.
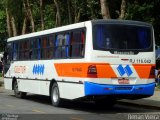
74, 0, 81, 23
54, 0, 61, 27
67, 0, 72, 24
6, 8, 12, 37
74, 0, 77, 23
23, 0, 35, 32
40, 0, 45, 30
100, 0, 111, 19
75, 9, 81, 23
11, 16, 17, 37
22, 17, 27, 34
119, 0, 127, 19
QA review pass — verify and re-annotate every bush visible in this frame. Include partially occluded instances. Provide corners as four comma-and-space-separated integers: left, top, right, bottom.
0, 73, 2, 77
157, 85, 160, 89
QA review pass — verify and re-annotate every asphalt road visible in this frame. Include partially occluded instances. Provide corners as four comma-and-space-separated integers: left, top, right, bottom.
0, 89, 160, 120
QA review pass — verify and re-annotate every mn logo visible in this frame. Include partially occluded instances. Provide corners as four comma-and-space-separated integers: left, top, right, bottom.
32, 64, 45, 75
117, 64, 133, 76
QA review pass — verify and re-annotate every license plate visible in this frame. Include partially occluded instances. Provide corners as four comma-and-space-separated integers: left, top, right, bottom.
118, 79, 129, 84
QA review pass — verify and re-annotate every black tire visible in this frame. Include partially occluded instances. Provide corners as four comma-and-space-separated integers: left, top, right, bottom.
13, 81, 26, 98
95, 98, 116, 108
51, 83, 63, 107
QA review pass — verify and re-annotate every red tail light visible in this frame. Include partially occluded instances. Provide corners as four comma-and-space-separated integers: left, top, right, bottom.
88, 65, 97, 74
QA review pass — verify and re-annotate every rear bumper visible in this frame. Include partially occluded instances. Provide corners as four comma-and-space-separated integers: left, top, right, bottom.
84, 82, 155, 96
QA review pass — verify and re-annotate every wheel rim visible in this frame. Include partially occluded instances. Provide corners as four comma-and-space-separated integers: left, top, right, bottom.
52, 86, 59, 103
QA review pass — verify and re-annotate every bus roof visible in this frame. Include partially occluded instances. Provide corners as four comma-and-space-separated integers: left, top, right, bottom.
91, 19, 152, 26
7, 19, 152, 42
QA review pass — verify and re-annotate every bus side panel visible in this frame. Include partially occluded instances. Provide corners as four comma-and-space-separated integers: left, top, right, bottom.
18, 79, 40, 94
16, 79, 50, 96
58, 82, 85, 99
39, 81, 50, 96
4, 78, 12, 90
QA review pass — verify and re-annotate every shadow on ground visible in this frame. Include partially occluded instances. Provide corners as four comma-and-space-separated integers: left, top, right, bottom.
8, 94, 159, 114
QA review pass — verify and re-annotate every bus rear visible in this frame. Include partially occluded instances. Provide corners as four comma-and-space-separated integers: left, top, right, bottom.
84, 20, 155, 100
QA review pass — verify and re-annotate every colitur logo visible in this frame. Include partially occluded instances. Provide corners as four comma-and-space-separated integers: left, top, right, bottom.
32, 64, 45, 75
117, 64, 133, 77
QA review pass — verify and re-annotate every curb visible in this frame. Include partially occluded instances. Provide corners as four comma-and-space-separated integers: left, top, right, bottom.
118, 101, 160, 110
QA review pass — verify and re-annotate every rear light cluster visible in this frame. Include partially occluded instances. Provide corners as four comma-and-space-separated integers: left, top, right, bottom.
88, 65, 97, 74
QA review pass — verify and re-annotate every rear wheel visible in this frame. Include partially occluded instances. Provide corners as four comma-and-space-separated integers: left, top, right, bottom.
13, 81, 26, 98
51, 83, 63, 107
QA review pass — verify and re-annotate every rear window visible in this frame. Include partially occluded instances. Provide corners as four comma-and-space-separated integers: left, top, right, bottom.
93, 24, 152, 51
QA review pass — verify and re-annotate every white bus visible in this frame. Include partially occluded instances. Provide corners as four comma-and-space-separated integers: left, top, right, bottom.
4, 20, 155, 107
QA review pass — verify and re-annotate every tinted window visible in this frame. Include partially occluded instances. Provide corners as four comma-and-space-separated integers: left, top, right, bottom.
9, 28, 85, 61
71, 30, 85, 57
93, 24, 152, 51
12, 42, 19, 60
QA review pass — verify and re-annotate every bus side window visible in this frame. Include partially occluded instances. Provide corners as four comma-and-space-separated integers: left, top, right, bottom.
7, 42, 12, 62
42, 37, 47, 59
30, 38, 38, 60
30, 39, 34, 59
24, 40, 30, 60
55, 34, 63, 58
12, 42, 18, 60
71, 30, 85, 58
64, 33, 71, 58
81, 31, 85, 56
49, 35, 55, 58
37, 38, 41, 60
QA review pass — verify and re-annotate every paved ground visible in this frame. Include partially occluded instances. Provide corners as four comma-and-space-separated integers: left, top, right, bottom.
119, 90, 160, 110
0, 87, 160, 120
1, 77, 160, 109
0, 77, 160, 120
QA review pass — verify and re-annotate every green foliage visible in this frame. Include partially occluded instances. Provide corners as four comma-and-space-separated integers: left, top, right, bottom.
0, 0, 7, 52
0, 0, 160, 48
86, 0, 101, 20
0, 73, 2, 77
44, 4, 56, 29
0, 10, 6, 33
125, 1, 154, 23
6, 0, 23, 22
125, 0, 160, 45
0, 0, 6, 34
157, 84, 160, 90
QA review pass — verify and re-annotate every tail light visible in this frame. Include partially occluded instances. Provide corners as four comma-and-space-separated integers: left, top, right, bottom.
88, 65, 97, 74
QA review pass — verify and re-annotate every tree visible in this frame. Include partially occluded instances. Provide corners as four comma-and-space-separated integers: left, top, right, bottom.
5, 7, 12, 37
67, 0, 72, 24
119, 0, 127, 19
23, 0, 35, 32
11, 16, 17, 36
100, 0, 111, 19
0, 0, 7, 51
0, 0, 160, 49
40, 0, 44, 30
54, 0, 61, 27
74, 0, 81, 23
